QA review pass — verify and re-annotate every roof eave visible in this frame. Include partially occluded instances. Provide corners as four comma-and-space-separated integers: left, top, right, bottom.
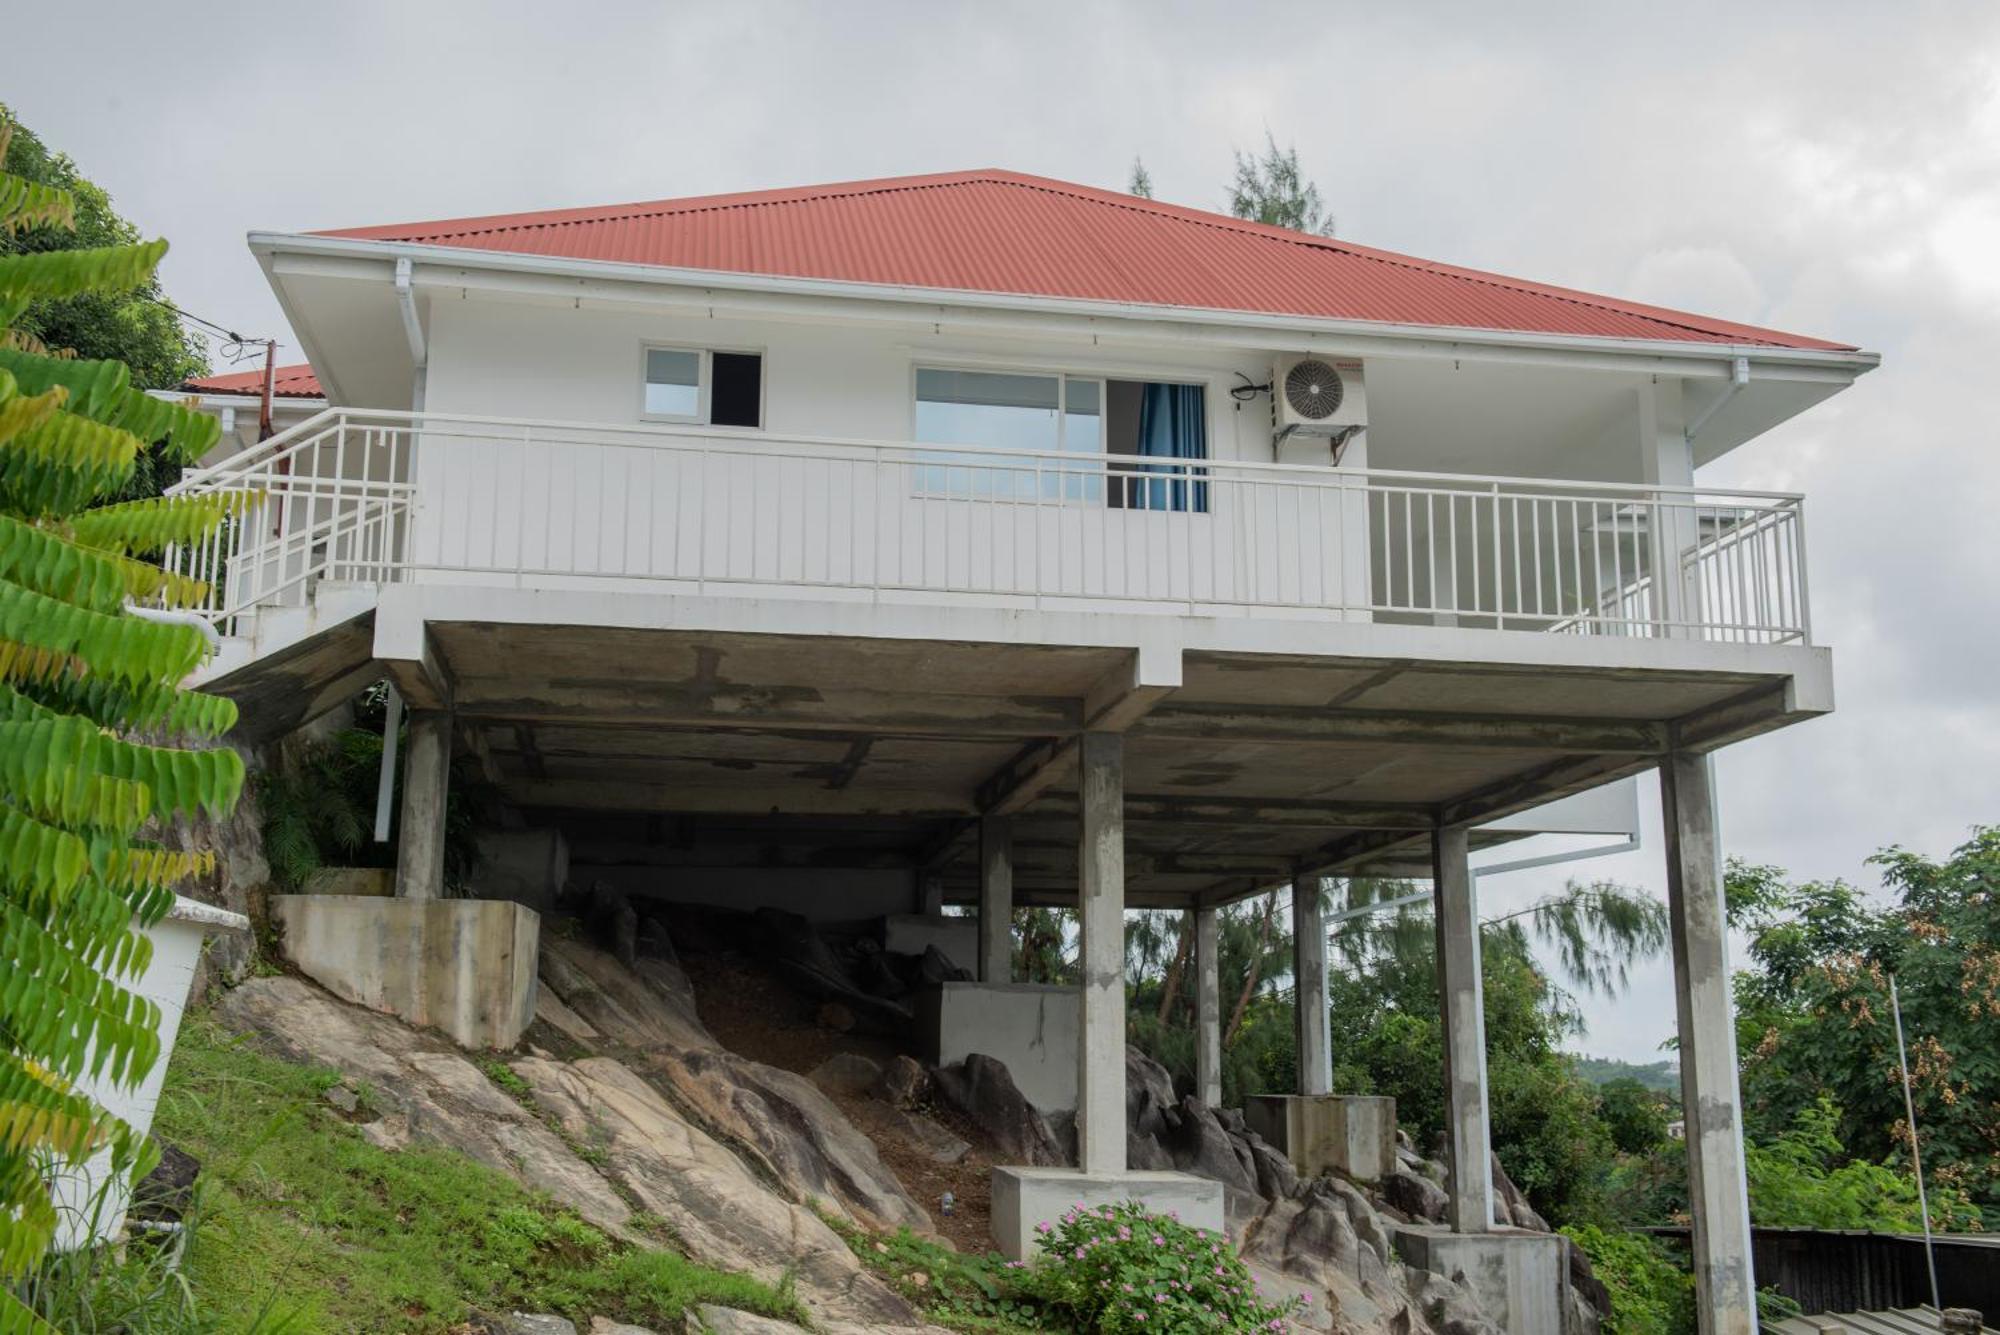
247, 230, 1882, 377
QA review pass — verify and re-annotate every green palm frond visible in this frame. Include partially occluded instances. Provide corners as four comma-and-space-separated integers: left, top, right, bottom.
0, 513, 127, 610
0, 577, 207, 687
0, 346, 218, 462
0, 402, 142, 516
21, 671, 237, 738
66, 489, 250, 555
0, 170, 76, 237
0, 241, 169, 326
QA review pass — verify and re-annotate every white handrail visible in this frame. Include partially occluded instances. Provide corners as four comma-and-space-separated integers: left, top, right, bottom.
164, 408, 1812, 646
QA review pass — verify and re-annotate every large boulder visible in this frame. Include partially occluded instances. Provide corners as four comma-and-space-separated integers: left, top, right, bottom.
1492, 1157, 1549, 1232
213, 977, 632, 1233
647, 1045, 934, 1235
1165, 1095, 1260, 1197
540, 935, 715, 1052
514, 1055, 917, 1328
931, 1054, 1067, 1167
1381, 1167, 1450, 1224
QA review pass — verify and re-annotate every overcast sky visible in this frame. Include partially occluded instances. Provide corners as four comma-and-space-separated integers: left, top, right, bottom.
10, 2, 1998, 1062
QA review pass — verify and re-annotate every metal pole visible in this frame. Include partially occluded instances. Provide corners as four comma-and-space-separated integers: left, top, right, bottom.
372, 683, 403, 843
1887, 973, 1941, 1313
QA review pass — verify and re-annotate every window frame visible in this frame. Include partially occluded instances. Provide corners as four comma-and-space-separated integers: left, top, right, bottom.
638, 342, 767, 429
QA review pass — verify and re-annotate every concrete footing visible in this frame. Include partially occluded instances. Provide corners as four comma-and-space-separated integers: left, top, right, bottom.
990, 1167, 1225, 1260
918, 981, 1078, 1111
1243, 1094, 1397, 1182
1392, 1225, 1565, 1335
271, 895, 540, 1050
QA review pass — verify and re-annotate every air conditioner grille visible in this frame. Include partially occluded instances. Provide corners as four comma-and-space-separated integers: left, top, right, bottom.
1283, 359, 1343, 421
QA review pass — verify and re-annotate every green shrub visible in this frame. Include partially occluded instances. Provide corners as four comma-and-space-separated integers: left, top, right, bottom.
1015, 1200, 1296, 1334
1561, 1224, 1693, 1335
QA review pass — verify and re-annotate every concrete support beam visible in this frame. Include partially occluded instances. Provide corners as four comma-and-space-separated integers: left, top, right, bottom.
1431, 824, 1493, 1232
395, 711, 453, 900
979, 815, 1014, 983
1195, 906, 1221, 1107
1076, 731, 1126, 1176
1661, 752, 1756, 1335
1293, 874, 1332, 1097
1131, 703, 1668, 754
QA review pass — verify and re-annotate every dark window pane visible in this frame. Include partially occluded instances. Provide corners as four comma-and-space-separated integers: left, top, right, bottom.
710, 352, 762, 427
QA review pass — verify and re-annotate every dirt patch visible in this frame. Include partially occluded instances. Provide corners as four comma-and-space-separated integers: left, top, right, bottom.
677, 949, 1002, 1254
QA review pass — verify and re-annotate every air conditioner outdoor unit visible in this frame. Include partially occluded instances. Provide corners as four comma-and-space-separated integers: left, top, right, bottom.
1271, 356, 1367, 464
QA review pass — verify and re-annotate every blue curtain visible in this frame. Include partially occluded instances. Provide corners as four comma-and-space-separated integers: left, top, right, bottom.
1133, 383, 1207, 512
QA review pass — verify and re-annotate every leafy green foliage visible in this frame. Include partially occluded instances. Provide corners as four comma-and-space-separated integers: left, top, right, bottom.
0, 109, 207, 479
1744, 1096, 1978, 1231
258, 691, 490, 894
1228, 134, 1335, 236
53, 1018, 800, 1333
1561, 1223, 1695, 1335
1014, 1200, 1296, 1334
1573, 1056, 1680, 1094
1597, 1079, 1672, 1156
834, 1219, 1046, 1332
1729, 831, 2000, 1227
0, 114, 242, 1327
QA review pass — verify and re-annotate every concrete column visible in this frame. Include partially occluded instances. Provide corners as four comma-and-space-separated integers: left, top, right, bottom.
1293, 874, 1332, 1096
978, 815, 1014, 983
395, 710, 452, 900
1195, 905, 1222, 1107
1431, 824, 1493, 1232
1661, 752, 1756, 1335
1076, 731, 1126, 1176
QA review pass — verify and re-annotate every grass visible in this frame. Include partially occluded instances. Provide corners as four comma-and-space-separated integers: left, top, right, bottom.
824, 1216, 1048, 1335
121, 1016, 805, 1333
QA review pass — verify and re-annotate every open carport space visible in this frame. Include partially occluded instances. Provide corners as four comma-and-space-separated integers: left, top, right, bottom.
407, 620, 1812, 912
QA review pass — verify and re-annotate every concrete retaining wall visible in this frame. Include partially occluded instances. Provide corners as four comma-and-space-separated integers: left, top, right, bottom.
271, 895, 539, 1049
918, 981, 1078, 1112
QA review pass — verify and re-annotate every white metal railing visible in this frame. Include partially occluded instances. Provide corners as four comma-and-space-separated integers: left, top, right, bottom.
165, 408, 1812, 646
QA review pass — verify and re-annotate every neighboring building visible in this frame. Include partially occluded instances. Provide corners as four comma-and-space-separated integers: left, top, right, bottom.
175, 362, 326, 466
171, 170, 1874, 1332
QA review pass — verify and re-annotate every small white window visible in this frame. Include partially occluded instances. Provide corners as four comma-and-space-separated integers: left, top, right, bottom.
642, 346, 762, 427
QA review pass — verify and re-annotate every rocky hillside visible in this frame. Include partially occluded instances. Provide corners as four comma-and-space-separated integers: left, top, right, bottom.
208, 908, 1603, 1334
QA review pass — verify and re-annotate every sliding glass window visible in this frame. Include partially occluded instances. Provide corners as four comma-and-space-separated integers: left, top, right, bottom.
913, 368, 1103, 501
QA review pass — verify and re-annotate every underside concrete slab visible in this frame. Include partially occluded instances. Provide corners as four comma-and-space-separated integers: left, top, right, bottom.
1392, 1224, 1565, 1335
990, 1167, 1225, 1260
270, 895, 539, 1049
1243, 1094, 1397, 1182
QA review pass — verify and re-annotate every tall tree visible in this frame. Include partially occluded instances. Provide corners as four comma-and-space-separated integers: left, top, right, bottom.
0, 106, 209, 501
0, 115, 243, 1324
1228, 133, 1336, 237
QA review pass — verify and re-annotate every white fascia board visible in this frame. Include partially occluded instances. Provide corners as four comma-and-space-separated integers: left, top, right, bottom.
247, 232, 1881, 382
148, 390, 328, 413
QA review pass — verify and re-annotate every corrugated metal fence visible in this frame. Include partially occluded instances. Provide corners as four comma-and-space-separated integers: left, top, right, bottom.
1646, 1228, 1999, 1320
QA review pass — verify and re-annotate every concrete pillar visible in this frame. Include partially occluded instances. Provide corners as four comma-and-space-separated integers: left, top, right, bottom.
1293, 874, 1332, 1096
1195, 906, 1222, 1107
394, 710, 452, 900
1661, 752, 1756, 1335
1076, 731, 1126, 1176
1431, 824, 1493, 1232
979, 815, 1014, 983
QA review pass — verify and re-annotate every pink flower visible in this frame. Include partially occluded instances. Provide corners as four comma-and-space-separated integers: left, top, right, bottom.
1035, 1221, 1051, 1234
1152, 1234, 1166, 1246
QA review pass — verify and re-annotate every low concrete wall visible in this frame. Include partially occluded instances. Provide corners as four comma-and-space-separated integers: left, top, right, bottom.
1393, 1225, 1565, 1335
918, 981, 1078, 1112
883, 913, 978, 973
271, 895, 539, 1050
991, 1167, 1224, 1260
474, 828, 569, 913
1243, 1094, 1397, 1182
301, 866, 393, 897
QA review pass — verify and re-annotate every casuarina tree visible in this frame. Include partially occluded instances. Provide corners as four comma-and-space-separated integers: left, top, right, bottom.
0, 114, 245, 1326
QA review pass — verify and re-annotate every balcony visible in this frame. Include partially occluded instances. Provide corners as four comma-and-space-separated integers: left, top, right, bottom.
165, 408, 1811, 650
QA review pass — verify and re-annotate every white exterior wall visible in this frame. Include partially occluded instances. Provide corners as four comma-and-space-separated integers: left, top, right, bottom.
408, 297, 1381, 616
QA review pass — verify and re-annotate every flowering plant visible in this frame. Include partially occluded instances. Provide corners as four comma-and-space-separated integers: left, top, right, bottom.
1014, 1200, 1297, 1333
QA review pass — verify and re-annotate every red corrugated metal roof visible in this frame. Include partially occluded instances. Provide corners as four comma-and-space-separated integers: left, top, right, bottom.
313, 170, 1853, 352
182, 364, 323, 398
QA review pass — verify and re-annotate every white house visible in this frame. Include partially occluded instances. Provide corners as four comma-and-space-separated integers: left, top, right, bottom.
170, 169, 1873, 1332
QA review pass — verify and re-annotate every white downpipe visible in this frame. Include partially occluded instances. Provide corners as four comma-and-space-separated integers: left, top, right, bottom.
125, 602, 222, 656
373, 683, 403, 843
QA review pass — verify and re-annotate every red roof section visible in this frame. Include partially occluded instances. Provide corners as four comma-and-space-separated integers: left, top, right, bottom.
313, 170, 1853, 352
182, 364, 323, 398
